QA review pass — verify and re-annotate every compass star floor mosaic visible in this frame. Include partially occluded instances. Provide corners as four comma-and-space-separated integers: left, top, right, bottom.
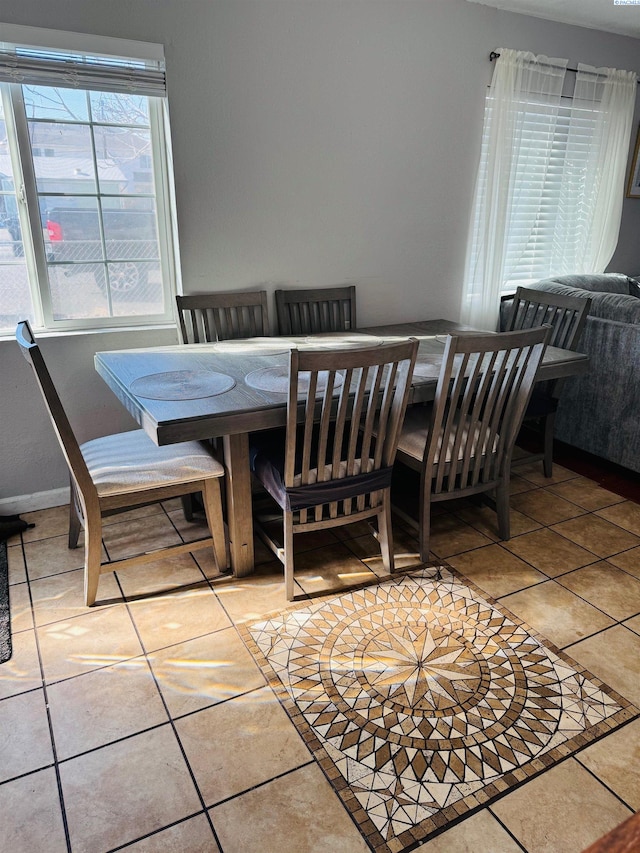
242, 566, 637, 852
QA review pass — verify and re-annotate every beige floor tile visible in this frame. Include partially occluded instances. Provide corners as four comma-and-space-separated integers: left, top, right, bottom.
331, 518, 381, 542
501, 580, 614, 648
557, 561, 640, 621
416, 808, 522, 852
596, 500, 640, 537
608, 546, 640, 579
453, 504, 542, 541
166, 507, 217, 544
511, 488, 586, 526
501, 527, 596, 577
447, 544, 547, 599
102, 504, 164, 527
0, 767, 67, 853
509, 472, 540, 494
175, 686, 310, 805
21, 505, 70, 542
345, 528, 423, 572
0, 629, 42, 700
568, 625, 640, 706
252, 534, 279, 566
30, 567, 122, 627
116, 552, 205, 599
102, 513, 182, 561
578, 716, 640, 810
552, 515, 640, 559
24, 534, 86, 580
491, 758, 632, 853
428, 514, 494, 558
60, 725, 202, 853
121, 813, 219, 852
515, 461, 578, 486
149, 626, 265, 718
290, 541, 377, 597
37, 604, 143, 683
213, 564, 294, 624
7, 545, 26, 585
9, 580, 33, 633
625, 614, 640, 634
128, 583, 232, 653
0, 689, 53, 782
47, 658, 168, 759
191, 545, 232, 578
548, 476, 626, 511
210, 762, 369, 853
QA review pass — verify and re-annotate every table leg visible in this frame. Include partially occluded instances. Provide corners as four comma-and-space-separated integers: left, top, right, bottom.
222, 432, 255, 577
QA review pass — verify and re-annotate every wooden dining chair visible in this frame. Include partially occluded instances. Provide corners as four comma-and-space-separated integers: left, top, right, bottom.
274, 285, 356, 335
502, 287, 591, 476
394, 326, 550, 562
176, 290, 270, 519
16, 320, 228, 606
250, 338, 418, 600
176, 291, 270, 343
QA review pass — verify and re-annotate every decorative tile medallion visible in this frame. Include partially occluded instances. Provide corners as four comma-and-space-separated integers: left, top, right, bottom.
242, 566, 638, 852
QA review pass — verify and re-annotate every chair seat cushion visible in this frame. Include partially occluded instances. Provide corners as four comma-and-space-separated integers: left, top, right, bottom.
397, 406, 499, 463
81, 430, 223, 496
250, 429, 392, 511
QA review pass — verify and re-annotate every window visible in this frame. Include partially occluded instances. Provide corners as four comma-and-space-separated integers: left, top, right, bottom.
461, 50, 636, 330
469, 95, 601, 292
0, 26, 176, 333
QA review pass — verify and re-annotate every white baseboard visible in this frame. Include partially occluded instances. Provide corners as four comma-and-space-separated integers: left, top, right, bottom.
0, 487, 70, 515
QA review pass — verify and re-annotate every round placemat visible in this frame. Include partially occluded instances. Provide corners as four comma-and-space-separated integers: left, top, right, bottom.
130, 370, 236, 400
302, 333, 383, 349
212, 337, 292, 355
245, 366, 345, 394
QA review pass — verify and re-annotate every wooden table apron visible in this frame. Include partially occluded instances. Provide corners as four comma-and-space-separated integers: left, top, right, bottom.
94, 319, 590, 577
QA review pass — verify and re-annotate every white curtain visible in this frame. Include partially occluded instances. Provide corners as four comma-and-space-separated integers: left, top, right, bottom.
461, 49, 638, 330
572, 64, 638, 272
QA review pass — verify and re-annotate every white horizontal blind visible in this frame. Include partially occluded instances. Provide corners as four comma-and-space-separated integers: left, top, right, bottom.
496, 95, 599, 288
0, 40, 165, 97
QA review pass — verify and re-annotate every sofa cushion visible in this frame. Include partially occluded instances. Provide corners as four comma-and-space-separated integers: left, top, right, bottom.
530, 281, 640, 324
541, 273, 632, 295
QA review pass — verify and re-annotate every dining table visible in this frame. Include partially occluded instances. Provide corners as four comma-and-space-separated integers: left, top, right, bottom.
94, 319, 590, 577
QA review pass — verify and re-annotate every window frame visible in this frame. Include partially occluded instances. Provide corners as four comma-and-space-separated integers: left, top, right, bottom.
0, 24, 179, 334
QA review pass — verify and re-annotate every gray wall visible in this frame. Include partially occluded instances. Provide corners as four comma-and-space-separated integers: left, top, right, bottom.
2, 0, 640, 504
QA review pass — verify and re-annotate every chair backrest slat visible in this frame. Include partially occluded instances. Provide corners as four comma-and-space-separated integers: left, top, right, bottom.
505, 287, 591, 351
284, 339, 418, 521
275, 286, 357, 335
426, 327, 550, 496
177, 291, 269, 343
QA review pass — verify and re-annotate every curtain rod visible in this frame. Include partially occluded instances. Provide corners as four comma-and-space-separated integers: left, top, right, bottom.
489, 51, 640, 83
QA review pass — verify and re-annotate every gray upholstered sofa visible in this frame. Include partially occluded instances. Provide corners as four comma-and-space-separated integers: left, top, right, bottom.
502, 273, 640, 474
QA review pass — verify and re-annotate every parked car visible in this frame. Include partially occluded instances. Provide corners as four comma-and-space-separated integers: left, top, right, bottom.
44, 207, 159, 294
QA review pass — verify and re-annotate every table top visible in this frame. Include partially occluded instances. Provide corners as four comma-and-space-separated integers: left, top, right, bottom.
95, 319, 589, 446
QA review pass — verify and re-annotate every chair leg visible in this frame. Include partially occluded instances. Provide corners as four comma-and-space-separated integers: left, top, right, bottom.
83, 510, 103, 607
377, 495, 394, 575
201, 479, 229, 572
496, 479, 511, 541
419, 476, 432, 563
68, 479, 82, 549
543, 411, 556, 478
283, 512, 295, 601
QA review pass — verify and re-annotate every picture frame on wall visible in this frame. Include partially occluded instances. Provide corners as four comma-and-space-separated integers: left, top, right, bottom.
626, 125, 640, 198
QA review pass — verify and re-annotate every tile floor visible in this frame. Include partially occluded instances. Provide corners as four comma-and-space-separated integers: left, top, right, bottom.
1, 458, 639, 853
